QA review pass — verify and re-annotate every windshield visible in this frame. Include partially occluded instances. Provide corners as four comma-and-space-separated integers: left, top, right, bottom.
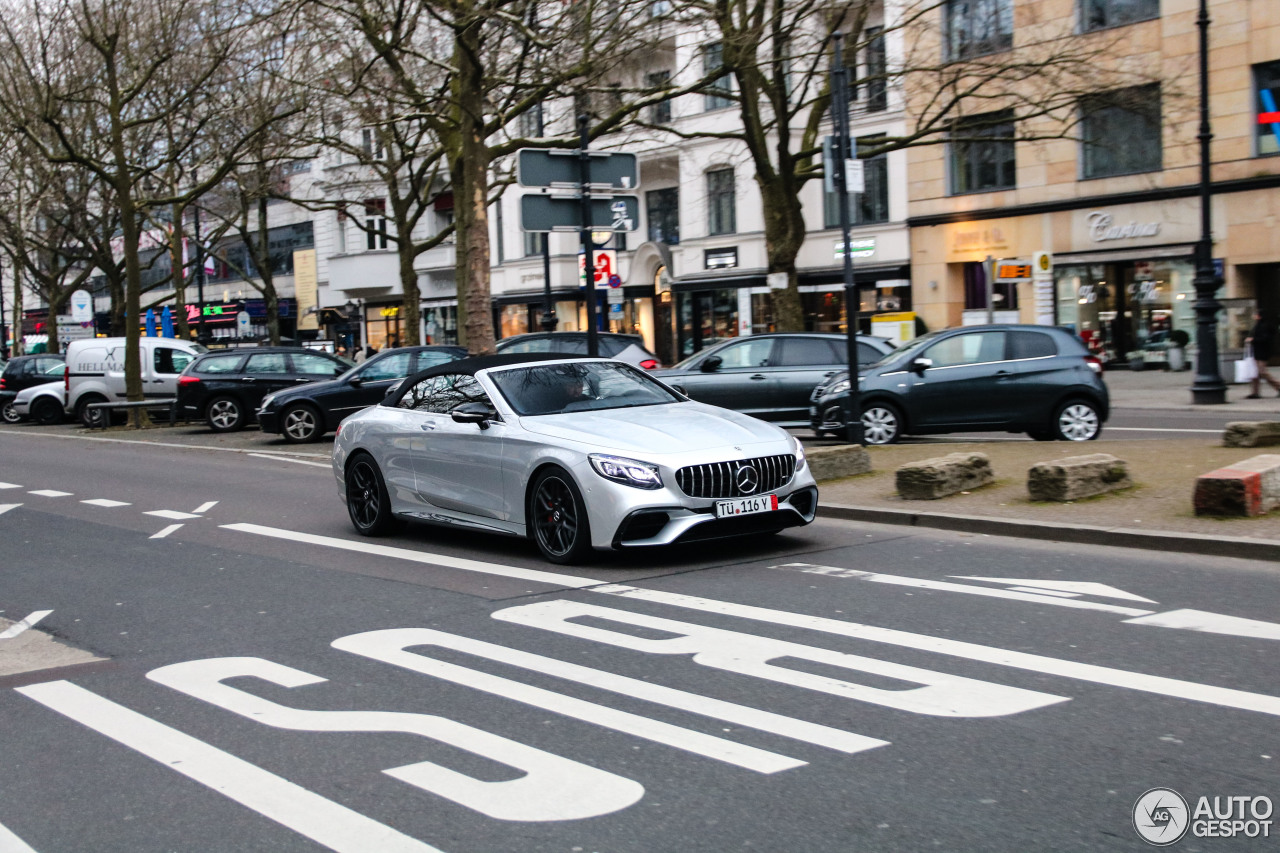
491, 361, 681, 416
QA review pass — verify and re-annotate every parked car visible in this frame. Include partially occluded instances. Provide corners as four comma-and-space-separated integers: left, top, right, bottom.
653, 333, 897, 425
495, 332, 661, 369
333, 353, 818, 563
1, 354, 66, 424
176, 346, 350, 432
65, 337, 206, 426
13, 381, 66, 425
809, 324, 1109, 444
258, 345, 467, 443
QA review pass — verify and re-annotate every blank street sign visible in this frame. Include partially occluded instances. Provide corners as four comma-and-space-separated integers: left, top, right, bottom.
520, 194, 640, 232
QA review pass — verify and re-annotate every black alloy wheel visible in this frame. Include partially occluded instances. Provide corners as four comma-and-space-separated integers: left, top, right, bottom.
281, 403, 323, 443
206, 395, 246, 432
1, 401, 20, 424
31, 398, 64, 425
346, 454, 402, 536
529, 468, 592, 564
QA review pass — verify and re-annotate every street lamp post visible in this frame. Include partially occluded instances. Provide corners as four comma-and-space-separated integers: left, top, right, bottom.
193, 188, 209, 346
832, 32, 864, 445
1191, 0, 1227, 404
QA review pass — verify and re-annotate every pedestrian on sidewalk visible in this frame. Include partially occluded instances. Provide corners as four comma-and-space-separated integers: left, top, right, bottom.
1246, 310, 1280, 398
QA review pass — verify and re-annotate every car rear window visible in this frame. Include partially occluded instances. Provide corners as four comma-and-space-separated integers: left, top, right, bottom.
291, 352, 343, 375
196, 354, 245, 374
1007, 331, 1058, 359
245, 353, 290, 374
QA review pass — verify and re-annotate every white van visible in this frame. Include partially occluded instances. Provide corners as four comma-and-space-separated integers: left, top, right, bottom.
64, 337, 205, 426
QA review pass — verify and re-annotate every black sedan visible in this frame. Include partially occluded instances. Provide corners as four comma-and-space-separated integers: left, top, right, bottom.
257, 345, 467, 442
809, 324, 1110, 443
177, 347, 350, 432
1, 354, 66, 424
653, 333, 896, 425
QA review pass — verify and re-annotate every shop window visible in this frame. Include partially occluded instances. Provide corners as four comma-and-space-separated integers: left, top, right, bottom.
1081, 0, 1158, 32
647, 187, 679, 244
1255, 61, 1280, 157
963, 261, 1018, 310
703, 43, 733, 111
364, 199, 388, 250
707, 169, 736, 236
824, 136, 890, 226
949, 111, 1015, 194
1081, 85, 1162, 179
946, 0, 1012, 61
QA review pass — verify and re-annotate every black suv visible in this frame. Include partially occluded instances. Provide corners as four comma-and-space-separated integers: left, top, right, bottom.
177, 347, 350, 432
1, 354, 67, 424
257, 345, 467, 442
810, 325, 1109, 444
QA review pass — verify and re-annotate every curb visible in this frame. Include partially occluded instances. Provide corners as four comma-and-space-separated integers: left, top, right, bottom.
818, 501, 1280, 563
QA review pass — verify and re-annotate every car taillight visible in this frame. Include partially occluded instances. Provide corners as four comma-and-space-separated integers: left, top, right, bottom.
178, 375, 202, 387
64, 370, 69, 391
1084, 356, 1102, 375
639, 359, 659, 370
0, 377, 6, 390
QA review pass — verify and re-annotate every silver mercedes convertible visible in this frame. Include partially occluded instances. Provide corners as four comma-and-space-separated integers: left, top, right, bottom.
332, 353, 819, 564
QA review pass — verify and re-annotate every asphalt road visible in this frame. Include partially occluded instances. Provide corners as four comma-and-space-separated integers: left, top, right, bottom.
1, 429, 1278, 852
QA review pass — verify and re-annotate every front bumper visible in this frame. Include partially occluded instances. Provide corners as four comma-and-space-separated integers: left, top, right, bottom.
609, 485, 819, 548
257, 409, 280, 433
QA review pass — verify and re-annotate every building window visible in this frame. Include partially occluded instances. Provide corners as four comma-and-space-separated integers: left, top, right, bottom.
519, 103, 544, 138
1081, 85, 1162, 179
364, 199, 388, 250
949, 111, 1016, 194
703, 43, 733, 111
963, 262, 1018, 310
336, 211, 348, 254
864, 27, 887, 112
648, 71, 672, 124
524, 231, 546, 258
706, 168, 735, 236
946, 0, 1012, 60
824, 137, 890, 227
1081, 0, 1158, 32
361, 128, 384, 160
646, 187, 679, 244
1256, 61, 1280, 157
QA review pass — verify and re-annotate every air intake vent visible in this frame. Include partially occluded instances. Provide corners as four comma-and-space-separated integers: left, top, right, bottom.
675, 454, 795, 499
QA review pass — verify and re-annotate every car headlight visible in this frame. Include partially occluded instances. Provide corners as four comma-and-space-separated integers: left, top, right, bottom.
589, 454, 663, 490
793, 436, 807, 472
825, 379, 850, 397
259, 392, 281, 410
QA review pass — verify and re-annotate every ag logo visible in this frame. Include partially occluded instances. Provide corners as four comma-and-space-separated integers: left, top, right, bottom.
1134, 788, 1189, 846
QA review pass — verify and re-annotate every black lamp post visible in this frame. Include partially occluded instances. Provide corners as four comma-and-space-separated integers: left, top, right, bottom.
1190, 0, 1227, 404
832, 32, 864, 444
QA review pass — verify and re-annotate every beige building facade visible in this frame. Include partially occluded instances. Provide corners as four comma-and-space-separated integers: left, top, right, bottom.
906, 0, 1280, 364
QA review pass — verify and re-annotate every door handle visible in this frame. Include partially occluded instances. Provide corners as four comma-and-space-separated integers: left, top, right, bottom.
242, 376, 257, 382
750, 374, 767, 380
419, 422, 436, 431
822, 371, 836, 377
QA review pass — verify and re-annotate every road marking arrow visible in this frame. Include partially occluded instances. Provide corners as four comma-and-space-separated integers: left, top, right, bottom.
1125, 609, 1280, 641
954, 577, 1156, 603
0, 503, 21, 516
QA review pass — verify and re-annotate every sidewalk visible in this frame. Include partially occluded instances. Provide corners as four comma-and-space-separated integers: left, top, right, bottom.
1102, 366, 1280, 412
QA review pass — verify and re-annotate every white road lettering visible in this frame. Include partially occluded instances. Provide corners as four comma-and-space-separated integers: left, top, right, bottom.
26, 490, 71, 498
1125, 608, 1280, 640
494, 601, 1068, 718
150, 524, 183, 540
0, 504, 20, 517
0, 820, 38, 853
80, 499, 131, 508
591, 585, 1280, 719
0, 611, 53, 640
192, 501, 218, 514
145, 510, 201, 520
0, 483, 20, 490
16, 680, 446, 853
955, 577, 1156, 603
335, 629, 873, 765
147, 657, 643, 822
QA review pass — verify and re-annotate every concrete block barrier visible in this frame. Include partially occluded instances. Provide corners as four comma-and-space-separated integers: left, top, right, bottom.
807, 444, 872, 482
1194, 454, 1280, 516
1223, 421, 1280, 448
1027, 453, 1132, 502
896, 452, 994, 500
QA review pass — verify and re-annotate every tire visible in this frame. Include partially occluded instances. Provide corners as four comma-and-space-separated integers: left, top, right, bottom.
281, 403, 324, 443
1, 401, 21, 424
31, 398, 64, 425
1051, 399, 1102, 441
528, 467, 593, 565
76, 394, 108, 428
345, 453, 403, 536
860, 402, 903, 445
206, 395, 246, 432
1027, 430, 1054, 441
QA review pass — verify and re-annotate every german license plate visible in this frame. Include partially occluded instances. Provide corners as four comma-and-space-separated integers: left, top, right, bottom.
715, 494, 778, 518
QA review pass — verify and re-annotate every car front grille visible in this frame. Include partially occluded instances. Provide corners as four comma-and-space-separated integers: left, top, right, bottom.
676, 454, 796, 499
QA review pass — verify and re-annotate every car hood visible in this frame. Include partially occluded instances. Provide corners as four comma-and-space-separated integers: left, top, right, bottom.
266, 376, 349, 404
518, 402, 790, 455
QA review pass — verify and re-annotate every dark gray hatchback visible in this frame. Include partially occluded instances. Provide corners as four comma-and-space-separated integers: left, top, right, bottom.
809, 325, 1109, 444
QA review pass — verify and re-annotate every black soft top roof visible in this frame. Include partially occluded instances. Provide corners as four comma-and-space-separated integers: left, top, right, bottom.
383, 352, 596, 407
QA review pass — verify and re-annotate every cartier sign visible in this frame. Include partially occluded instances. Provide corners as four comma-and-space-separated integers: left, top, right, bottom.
1087, 211, 1160, 242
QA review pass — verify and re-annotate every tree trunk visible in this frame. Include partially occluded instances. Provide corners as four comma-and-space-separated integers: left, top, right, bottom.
257, 195, 279, 345
398, 217, 421, 346
45, 307, 59, 355
12, 272, 22, 356
452, 20, 495, 356
169, 203, 190, 340
758, 175, 807, 332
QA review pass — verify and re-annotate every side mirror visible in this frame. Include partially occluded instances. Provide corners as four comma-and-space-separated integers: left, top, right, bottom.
911, 357, 933, 374
452, 401, 496, 430
700, 356, 723, 373
348, 376, 364, 387
669, 384, 687, 396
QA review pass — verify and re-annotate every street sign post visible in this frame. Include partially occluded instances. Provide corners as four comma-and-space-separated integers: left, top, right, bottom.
518, 150, 638, 190
520, 195, 640, 233
70, 290, 93, 324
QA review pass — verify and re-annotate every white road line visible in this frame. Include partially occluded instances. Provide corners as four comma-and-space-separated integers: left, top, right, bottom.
81, 499, 131, 508
771, 563, 1154, 617
0, 504, 20, 517
224, 523, 1280, 719
0, 430, 329, 459
248, 453, 333, 469
192, 501, 219, 514
1105, 427, 1224, 434
0, 610, 53, 640
15, 681, 446, 853
1125, 609, 1280, 641
27, 490, 71, 498
150, 524, 184, 540
0, 820, 38, 853
0, 482, 20, 490
145, 510, 201, 520
956, 577, 1156, 603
